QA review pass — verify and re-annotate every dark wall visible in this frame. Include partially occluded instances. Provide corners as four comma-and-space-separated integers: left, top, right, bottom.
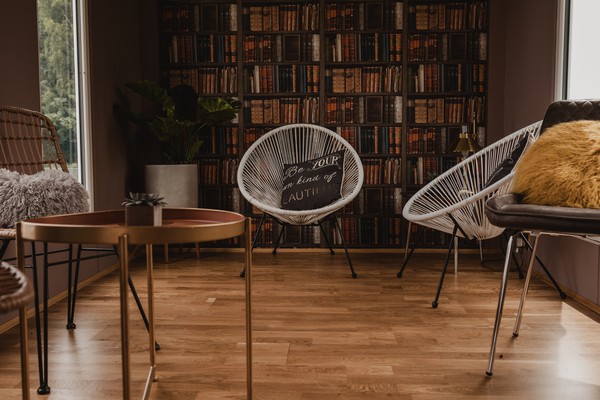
487, 0, 508, 143
502, 0, 559, 131
87, 0, 144, 210
0, 0, 40, 109
87, 0, 160, 208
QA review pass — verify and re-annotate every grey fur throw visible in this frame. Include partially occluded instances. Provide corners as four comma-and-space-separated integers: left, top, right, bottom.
0, 168, 90, 227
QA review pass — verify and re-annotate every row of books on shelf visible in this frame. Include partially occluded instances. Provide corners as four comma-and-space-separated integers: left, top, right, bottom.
201, 187, 242, 213
164, 67, 238, 95
327, 33, 403, 62
244, 65, 320, 94
334, 217, 403, 246
249, 216, 404, 247
407, 96, 485, 124
161, 3, 237, 33
325, 96, 402, 124
407, 63, 486, 93
408, 32, 487, 62
200, 188, 454, 247
407, 223, 456, 247
406, 156, 458, 185
363, 158, 402, 185
342, 187, 403, 215
243, 4, 319, 32
408, 1, 487, 31
243, 127, 269, 149
199, 158, 239, 185
165, 34, 237, 64
199, 127, 239, 156
325, 1, 403, 31
204, 213, 455, 248
336, 126, 402, 155
243, 34, 320, 62
244, 126, 403, 157
326, 66, 402, 94
243, 98, 320, 124
251, 220, 322, 247
406, 127, 449, 155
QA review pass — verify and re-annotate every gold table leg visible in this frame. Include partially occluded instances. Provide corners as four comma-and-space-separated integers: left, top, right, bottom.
142, 244, 157, 399
118, 235, 131, 400
16, 226, 30, 400
245, 218, 253, 400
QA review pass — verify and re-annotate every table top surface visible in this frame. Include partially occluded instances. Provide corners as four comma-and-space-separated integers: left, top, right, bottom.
17, 208, 247, 245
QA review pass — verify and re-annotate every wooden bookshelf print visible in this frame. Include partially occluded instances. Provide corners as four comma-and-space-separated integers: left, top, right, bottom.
159, 0, 488, 249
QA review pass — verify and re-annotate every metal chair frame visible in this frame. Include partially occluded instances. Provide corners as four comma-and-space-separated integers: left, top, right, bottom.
399, 121, 545, 307
237, 124, 364, 278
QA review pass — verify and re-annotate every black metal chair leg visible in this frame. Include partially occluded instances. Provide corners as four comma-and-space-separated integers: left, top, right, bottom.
68, 245, 120, 329
241, 214, 267, 278
0, 238, 10, 259
432, 225, 458, 309
318, 221, 335, 255
241, 214, 266, 277
66, 244, 80, 329
397, 225, 425, 278
128, 275, 161, 350
272, 224, 286, 255
519, 232, 566, 299
251, 213, 267, 251
31, 241, 50, 394
110, 245, 160, 350
486, 234, 516, 376
40, 242, 51, 394
332, 217, 358, 278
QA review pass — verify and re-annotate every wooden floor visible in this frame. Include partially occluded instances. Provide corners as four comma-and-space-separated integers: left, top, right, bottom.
1, 251, 600, 399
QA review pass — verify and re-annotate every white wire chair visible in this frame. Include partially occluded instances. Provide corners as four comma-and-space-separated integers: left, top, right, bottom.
398, 121, 543, 308
237, 124, 364, 277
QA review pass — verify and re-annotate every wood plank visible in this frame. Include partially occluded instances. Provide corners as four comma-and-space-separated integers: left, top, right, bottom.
0, 252, 599, 399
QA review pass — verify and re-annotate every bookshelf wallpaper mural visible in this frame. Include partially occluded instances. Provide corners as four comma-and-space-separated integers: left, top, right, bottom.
158, 0, 488, 249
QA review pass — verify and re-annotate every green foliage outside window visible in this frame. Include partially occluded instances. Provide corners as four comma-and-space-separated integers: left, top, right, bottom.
37, 0, 78, 169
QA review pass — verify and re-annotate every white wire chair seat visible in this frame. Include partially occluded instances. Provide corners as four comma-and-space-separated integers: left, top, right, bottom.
403, 120, 543, 241
399, 120, 543, 308
237, 123, 364, 278
238, 124, 364, 226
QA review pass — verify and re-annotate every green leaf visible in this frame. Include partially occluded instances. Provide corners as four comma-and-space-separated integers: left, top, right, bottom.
116, 80, 240, 164
125, 80, 169, 109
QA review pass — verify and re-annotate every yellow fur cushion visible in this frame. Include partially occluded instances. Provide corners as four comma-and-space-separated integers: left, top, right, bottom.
512, 120, 600, 208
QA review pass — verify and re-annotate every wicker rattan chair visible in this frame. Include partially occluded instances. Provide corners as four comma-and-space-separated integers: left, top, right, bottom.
1, 261, 34, 399
237, 124, 364, 277
398, 121, 545, 308
0, 105, 92, 327
0, 106, 154, 393
0, 106, 69, 256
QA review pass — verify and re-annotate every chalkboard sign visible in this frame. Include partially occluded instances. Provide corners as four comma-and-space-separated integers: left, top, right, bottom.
281, 151, 345, 210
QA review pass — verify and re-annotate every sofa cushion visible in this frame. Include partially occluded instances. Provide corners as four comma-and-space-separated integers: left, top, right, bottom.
512, 120, 600, 208
281, 151, 345, 211
0, 168, 90, 227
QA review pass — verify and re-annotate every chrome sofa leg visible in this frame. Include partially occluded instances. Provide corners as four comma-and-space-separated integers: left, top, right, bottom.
513, 233, 540, 337
486, 234, 515, 376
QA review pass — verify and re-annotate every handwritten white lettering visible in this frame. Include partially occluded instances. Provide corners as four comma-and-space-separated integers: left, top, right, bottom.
307, 154, 341, 171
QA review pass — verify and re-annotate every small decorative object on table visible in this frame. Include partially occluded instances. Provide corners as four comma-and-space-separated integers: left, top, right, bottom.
122, 192, 167, 226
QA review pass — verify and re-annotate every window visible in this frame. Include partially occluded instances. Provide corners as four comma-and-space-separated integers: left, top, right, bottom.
37, 0, 88, 182
564, 0, 600, 99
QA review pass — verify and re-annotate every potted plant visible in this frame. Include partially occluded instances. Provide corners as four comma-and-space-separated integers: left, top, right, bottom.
116, 80, 240, 207
122, 192, 167, 226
